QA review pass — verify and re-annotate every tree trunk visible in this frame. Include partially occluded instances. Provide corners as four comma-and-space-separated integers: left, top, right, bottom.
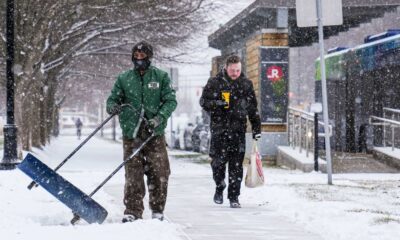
45, 77, 58, 142
39, 92, 47, 146
31, 90, 42, 149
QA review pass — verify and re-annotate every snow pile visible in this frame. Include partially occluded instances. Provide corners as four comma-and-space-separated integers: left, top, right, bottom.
242, 169, 400, 240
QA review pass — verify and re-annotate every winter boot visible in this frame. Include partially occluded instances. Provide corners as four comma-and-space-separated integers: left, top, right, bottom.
213, 190, 223, 204
122, 214, 140, 223
152, 212, 164, 221
230, 199, 241, 208
213, 181, 226, 204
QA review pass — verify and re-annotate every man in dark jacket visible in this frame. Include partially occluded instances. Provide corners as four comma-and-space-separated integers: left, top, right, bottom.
106, 41, 177, 222
200, 54, 261, 208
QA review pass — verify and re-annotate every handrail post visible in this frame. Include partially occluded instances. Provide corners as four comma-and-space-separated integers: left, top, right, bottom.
383, 110, 386, 147
305, 118, 309, 157
288, 111, 292, 147
299, 116, 302, 153
293, 114, 297, 150
392, 125, 395, 151
314, 113, 319, 171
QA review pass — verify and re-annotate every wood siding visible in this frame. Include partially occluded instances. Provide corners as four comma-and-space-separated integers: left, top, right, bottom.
246, 33, 289, 132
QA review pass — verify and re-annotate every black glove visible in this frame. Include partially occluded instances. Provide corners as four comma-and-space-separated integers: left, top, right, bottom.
214, 100, 228, 108
253, 132, 261, 141
109, 104, 122, 115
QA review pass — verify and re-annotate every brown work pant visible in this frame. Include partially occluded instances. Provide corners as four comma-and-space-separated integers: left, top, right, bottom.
122, 129, 170, 218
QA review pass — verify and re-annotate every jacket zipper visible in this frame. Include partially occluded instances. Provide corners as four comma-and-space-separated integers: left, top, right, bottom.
132, 72, 145, 138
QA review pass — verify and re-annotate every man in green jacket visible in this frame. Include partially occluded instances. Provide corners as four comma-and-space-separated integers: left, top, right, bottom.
106, 41, 177, 222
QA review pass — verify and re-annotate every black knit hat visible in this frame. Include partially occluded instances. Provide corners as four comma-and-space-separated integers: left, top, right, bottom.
132, 41, 153, 60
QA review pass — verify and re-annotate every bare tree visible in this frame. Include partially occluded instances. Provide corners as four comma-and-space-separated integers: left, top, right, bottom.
0, 0, 215, 151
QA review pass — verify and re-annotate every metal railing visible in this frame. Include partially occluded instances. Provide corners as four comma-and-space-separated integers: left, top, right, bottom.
382, 108, 400, 148
369, 114, 400, 151
288, 107, 332, 158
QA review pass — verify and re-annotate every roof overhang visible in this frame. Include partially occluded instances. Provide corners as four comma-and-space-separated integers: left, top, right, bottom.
208, 0, 400, 49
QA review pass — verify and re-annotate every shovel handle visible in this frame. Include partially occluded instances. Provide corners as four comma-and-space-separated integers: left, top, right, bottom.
27, 181, 39, 190
70, 213, 80, 225
26, 112, 118, 191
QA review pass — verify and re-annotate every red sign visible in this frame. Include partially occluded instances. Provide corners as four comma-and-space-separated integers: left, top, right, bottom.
267, 66, 283, 82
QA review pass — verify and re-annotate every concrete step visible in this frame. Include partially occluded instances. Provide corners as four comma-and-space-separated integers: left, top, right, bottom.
277, 146, 399, 173
372, 147, 400, 170
329, 152, 399, 173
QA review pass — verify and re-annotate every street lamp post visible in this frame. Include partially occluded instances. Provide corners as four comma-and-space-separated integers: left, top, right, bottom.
1, 0, 19, 170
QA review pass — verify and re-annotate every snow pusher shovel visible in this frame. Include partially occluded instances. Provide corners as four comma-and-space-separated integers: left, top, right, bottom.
26, 103, 135, 190
70, 132, 155, 225
18, 153, 108, 224
18, 104, 153, 224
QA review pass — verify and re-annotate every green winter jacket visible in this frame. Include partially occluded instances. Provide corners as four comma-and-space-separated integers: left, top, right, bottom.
106, 66, 177, 139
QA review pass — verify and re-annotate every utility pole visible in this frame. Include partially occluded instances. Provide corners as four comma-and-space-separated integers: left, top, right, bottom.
1, 0, 19, 170
296, 0, 342, 184
316, 0, 333, 184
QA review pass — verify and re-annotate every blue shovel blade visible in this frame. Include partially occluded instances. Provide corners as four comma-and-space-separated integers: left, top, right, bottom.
18, 153, 108, 224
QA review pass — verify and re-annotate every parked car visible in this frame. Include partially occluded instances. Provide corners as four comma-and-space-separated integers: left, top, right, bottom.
183, 123, 195, 150
192, 123, 210, 153
199, 127, 210, 154
171, 130, 180, 149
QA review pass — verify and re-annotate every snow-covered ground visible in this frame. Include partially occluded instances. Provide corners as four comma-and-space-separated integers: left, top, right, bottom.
0, 136, 184, 240
242, 170, 400, 240
0, 135, 399, 240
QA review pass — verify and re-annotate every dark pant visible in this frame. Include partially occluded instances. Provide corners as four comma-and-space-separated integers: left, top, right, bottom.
210, 131, 246, 201
122, 126, 170, 218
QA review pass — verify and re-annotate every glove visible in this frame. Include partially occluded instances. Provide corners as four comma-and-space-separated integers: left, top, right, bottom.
109, 104, 122, 115
214, 100, 228, 108
253, 132, 261, 141
146, 116, 162, 132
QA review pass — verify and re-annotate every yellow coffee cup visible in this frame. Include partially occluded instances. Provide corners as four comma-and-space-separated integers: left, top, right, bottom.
221, 91, 230, 109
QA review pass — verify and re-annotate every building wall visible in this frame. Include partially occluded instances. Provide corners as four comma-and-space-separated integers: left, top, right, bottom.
289, 6, 400, 110
211, 56, 223, 77
245, 31, 289, 133
246, 32, 289, 97
209, 5, 400, 161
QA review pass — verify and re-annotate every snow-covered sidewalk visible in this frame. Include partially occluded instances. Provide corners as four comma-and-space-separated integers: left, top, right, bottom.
1, 135, 399, 240
0, 136, 184, 240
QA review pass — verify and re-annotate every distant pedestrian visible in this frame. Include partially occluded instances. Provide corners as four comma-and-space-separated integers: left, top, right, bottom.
200, 54, 261, 208
106, 41, 177, 222
75, 118, 83, 140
